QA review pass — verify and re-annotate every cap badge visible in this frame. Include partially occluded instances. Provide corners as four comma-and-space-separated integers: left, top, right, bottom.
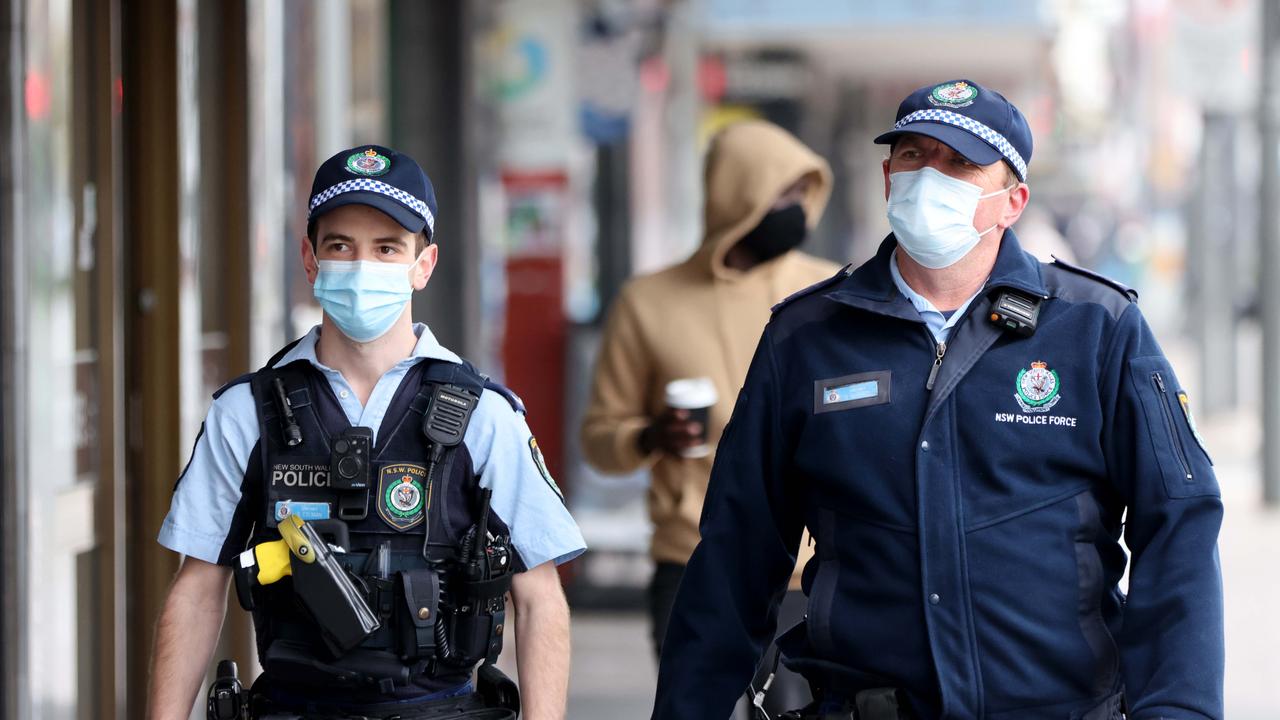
928, 81, 978, 109
346, 148, 391, 177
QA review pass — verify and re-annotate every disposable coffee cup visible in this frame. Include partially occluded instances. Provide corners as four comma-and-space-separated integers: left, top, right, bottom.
664, 377, 718, 459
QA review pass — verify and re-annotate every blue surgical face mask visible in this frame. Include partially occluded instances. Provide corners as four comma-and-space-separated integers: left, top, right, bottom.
313, 259, 416, 343
886, 167, 1013, 269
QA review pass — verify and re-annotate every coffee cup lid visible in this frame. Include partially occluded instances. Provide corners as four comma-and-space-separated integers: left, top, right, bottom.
665, 377, 718, 409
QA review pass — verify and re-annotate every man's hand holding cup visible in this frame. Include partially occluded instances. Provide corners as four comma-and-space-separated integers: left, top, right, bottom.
640, 378, 718, 459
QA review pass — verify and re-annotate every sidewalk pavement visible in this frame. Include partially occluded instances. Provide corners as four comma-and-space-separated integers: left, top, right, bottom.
1209, 412, 1279, 720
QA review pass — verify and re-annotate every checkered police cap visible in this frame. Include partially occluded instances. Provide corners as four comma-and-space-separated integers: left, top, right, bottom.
308, 145, 438, 239
874, 80, 1033, 182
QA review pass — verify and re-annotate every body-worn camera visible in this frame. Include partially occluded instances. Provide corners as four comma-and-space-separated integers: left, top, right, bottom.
989, 290, 1042, 337
330, 426, 372, 491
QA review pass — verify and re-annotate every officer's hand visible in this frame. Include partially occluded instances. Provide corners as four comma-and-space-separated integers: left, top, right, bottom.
639, 409, 704, 457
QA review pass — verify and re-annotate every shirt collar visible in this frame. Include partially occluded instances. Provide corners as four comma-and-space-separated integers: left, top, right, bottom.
273, 322, 462, 370
888, 250, 986, 321
830, 228, 1047, 305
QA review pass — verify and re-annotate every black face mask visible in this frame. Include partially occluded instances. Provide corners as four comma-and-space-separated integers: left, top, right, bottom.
736, 204, 807, 263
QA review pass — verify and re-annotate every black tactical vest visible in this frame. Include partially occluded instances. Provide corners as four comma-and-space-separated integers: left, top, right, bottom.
236, 343, 515, 698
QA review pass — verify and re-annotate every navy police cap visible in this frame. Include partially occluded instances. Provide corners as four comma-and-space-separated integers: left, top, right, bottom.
874, 80, 1033, 182
308, 144, 438, 239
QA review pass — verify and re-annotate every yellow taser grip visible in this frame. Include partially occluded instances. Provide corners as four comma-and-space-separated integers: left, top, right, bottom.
252, 515, 318, 586
254, 539, 292, 585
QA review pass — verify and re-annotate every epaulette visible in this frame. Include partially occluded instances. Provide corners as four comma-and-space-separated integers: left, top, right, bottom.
771, 264, 854, 315
483, 378, 526, 415
262, 336, 306, 370
1048, 256, 1138, 302
212, 372, 254, 400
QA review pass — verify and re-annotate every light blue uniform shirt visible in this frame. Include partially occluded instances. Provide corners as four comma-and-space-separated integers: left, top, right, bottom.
158, 323, 586, 570
889, 251, 987, 344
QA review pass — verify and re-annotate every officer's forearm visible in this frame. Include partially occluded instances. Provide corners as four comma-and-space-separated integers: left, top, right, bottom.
146, 557, 231, 720
510, 561, 570, 720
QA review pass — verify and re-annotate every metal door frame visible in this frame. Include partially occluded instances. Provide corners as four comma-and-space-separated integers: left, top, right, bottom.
0, 0, 29, 716
77, 0, 128, 714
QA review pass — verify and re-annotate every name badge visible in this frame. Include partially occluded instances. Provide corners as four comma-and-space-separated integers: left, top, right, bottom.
825, 381, 879, 404
814, 371, 891, 413
275, 500, 332, 522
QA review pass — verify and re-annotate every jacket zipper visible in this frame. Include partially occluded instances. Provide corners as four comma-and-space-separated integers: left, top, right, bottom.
917, 284, 1028, 391
1152, 371, 1193, 482
926, 338, 947, 390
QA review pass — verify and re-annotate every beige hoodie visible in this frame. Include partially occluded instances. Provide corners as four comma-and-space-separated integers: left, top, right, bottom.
581, 121, 840, 585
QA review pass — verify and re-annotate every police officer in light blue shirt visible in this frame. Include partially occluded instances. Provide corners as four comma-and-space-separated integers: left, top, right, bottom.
148, 145, 585, 720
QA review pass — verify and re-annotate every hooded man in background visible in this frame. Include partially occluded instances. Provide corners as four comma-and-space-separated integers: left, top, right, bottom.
581, 120, 840, 714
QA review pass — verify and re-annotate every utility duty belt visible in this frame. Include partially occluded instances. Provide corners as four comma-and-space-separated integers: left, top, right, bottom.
208, 661, 520, 720
233, 481, 514, 691
773, 687, 1125, 720
776, 688, 914, 720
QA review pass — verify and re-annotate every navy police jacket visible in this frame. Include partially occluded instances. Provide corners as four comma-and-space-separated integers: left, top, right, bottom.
651, 233, 1224, 720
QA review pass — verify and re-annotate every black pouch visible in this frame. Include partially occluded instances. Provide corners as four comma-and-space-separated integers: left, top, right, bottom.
446, 574, 511, 665
260, 639, 410, 689
286, 526, 380, 657
477, 663, 521, 713
395, 568, 440, 661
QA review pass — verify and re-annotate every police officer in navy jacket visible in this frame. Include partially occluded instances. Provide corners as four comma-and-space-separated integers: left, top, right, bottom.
651, 80, 1224, 720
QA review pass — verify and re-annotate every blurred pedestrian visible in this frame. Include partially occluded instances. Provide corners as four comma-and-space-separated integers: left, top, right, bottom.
652, 80, 1224, 720
581, 120, 838, 715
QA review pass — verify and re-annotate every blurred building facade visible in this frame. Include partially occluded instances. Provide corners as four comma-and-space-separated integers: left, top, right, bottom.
0, 0, 486, 716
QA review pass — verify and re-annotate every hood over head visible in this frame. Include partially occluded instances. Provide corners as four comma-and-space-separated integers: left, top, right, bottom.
699, 120, 833, 277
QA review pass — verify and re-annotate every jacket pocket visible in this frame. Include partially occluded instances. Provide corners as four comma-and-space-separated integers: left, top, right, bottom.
1072, 493, 1120, 699
806, 508, 839, 657
1127, 356, 1218, 499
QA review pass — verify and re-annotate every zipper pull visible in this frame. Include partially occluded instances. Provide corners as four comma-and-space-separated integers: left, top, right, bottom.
1153, 371, 1166, 393
926, 341, 947, 390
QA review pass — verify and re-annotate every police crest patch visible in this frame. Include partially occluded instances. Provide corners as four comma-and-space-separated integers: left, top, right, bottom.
1015, 361, 1061, 413
1178, 390, 1212, 459
528, 437, 562, 499
376, 463, 428, 531
928, 81, 978, 108
346, 148, 391, 177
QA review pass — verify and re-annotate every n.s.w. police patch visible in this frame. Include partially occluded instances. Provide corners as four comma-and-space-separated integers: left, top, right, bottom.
529, 437, 562, 500
376, 463, 428, 531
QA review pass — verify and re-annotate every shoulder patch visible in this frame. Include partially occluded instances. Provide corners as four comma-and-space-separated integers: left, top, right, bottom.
771, 264, 854, 315
484, 379, 526, 415
528, 436, 563, 501
212, 372, 254, 400
1047, 256, 1138, 302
